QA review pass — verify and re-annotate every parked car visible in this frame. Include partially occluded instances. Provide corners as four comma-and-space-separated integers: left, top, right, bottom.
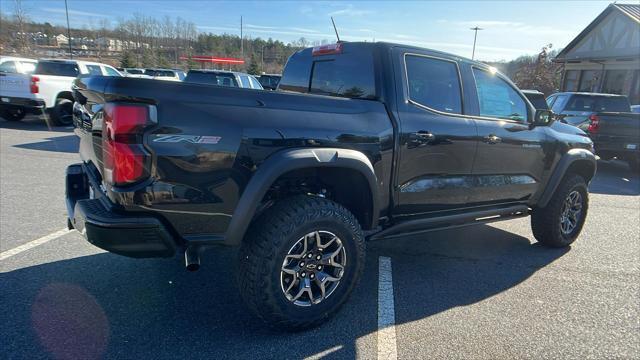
69, 42, 595, 330
145, 68, 182, 81
258, 73, 282, 90
0, 56, 42, 121
184, 69, 263, 89
547, 92, 640, 171
32, 59, 122, 125
119, 68, 150, 78
631, 105, 640, 114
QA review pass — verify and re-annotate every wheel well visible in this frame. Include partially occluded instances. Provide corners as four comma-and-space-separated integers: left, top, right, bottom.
565, 160, 596, 183
260, 167, 374, 230
57, 91, 73, 102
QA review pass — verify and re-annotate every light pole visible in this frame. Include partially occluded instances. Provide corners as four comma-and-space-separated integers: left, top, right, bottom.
470, 26, 483, 60
64, 0, 72, 59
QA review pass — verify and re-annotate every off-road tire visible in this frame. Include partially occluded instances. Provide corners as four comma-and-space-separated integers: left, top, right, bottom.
531, 175, 588, 247
48, 98, 73, 126
237, 195, 365, 331
0, 106, 26, 121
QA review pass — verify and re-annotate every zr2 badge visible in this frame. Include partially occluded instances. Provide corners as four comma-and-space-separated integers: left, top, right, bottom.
153, 135, 221, 144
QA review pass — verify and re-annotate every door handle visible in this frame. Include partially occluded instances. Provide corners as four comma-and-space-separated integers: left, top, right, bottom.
413, 131, 435, 141
483, 134, 501, 144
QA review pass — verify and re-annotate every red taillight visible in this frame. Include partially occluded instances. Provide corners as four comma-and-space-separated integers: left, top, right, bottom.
312, 43, 343, 56
30, 76, 39, 94
102, 103, 154, 186
587, 114, 600, 134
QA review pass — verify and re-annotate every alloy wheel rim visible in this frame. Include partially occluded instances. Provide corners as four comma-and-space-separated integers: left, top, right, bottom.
560, 190, 582, 235
280, 230, 346, 306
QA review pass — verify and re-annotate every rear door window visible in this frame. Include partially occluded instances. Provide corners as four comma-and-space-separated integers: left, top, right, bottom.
405, 55, 463, 114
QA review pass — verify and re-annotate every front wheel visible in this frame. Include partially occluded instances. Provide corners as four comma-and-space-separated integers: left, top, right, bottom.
531, 175, 589, 247
237, 195, 365, 331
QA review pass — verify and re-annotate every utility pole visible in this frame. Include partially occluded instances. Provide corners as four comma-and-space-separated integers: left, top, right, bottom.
261, 45, 265, 72
470, 26, 483, 60
240, 16, 243, 60
65, 0, 73, 59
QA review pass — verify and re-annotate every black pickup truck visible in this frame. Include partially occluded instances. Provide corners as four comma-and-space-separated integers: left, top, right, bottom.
547, 92, 640, 172
68, 42, 595, 330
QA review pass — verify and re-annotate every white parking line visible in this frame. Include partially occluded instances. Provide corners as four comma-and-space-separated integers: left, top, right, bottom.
378, 256, 398, 360
0, 228, 70, 261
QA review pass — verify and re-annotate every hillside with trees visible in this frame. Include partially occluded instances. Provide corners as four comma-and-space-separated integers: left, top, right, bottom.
1, 1, 562, 91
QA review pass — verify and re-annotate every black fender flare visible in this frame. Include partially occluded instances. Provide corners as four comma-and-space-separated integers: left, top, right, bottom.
224, 148, 380, 246
537, 148, 596, 208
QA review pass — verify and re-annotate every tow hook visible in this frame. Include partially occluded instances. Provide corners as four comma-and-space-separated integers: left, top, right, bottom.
184, 246, 201, 272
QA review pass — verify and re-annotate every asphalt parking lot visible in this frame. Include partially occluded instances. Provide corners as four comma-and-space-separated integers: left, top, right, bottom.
1, 116, 639, 359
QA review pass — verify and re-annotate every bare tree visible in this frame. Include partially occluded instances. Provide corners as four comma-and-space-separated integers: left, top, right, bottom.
13, 0, 30, 55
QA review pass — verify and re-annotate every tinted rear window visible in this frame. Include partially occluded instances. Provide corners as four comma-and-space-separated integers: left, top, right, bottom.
279, 44, 376, 99
126, 69, 143, 74
184, 71, 239, 87
565, 95, 630, 112
35, 62, 79, 77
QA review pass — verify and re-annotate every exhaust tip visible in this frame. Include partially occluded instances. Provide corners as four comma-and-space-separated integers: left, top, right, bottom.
186, 263, 200, 272
184, 246, 201, 272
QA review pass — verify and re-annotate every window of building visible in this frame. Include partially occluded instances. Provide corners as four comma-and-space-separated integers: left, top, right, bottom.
578, 70, 600, 92
602, 70, 631, 95
563, 70, 579, 92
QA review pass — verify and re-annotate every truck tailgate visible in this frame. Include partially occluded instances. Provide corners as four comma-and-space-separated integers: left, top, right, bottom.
592, 112, 640, 151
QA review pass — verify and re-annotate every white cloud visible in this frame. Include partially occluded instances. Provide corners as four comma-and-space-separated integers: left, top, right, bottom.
328, 4, 373, 17
42, 7, 108, 18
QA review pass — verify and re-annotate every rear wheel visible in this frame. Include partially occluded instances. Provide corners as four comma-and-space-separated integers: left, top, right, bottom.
237, 195, 365, 330
0, 106, 26, 121
48, 98, 73, 126
531, 175, 588, 247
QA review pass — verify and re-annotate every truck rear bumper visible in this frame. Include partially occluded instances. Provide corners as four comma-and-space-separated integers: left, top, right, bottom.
0, 96, 45, 113
66, 164, 177, 258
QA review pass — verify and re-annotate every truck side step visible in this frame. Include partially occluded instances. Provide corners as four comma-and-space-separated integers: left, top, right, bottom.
368, 205, 529, 241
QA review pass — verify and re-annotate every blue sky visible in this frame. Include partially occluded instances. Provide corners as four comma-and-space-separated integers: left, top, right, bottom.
1, 0, 617, 61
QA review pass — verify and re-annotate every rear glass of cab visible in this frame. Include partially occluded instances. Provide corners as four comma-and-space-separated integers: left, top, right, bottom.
278, 43, 376, 99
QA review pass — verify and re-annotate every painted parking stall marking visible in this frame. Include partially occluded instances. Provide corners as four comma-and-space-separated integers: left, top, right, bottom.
377, 256, 398, 360
0, 229, 70, 261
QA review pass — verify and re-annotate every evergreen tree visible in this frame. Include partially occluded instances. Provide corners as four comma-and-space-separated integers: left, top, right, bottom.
247, 54, 260, 75
120, 51, 136, 68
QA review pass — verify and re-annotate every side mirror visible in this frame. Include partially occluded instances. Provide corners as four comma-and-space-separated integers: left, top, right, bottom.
532, 109, 554, 126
